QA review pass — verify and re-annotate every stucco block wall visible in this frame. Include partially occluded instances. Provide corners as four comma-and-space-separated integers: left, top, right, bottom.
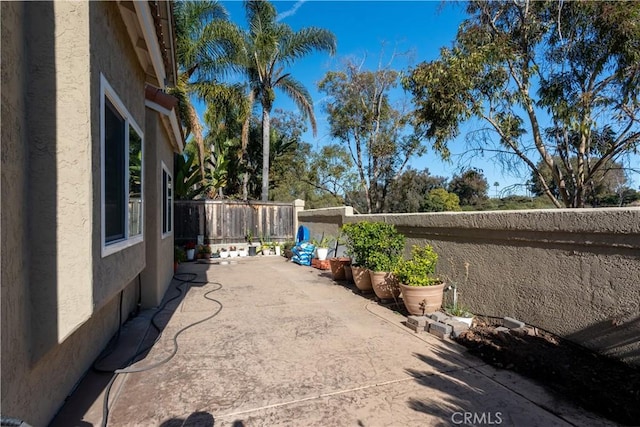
90, 1, 146, 309
1, 2, 152, 424
299, 207, 640, 365
141, 110, 175, 307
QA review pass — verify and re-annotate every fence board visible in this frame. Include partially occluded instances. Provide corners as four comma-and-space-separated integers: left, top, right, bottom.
175, 200, 296, 245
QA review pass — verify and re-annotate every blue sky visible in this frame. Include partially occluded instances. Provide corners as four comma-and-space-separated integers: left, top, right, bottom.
203, 1, 638, 196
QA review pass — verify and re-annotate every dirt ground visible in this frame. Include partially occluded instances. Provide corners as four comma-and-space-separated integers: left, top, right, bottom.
454, 318, 640, 426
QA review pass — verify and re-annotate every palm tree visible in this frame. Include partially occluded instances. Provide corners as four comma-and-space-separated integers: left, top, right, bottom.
225, 0, 336, 201
172, 0, 236, 184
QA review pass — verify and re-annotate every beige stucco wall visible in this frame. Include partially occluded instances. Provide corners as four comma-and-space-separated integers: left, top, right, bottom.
90, 1, 146, 308
299, 207, 640, 365
141, 110, 176, 307
1, 2, 152, 424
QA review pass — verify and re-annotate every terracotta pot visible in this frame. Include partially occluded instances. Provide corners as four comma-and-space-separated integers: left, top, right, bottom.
329, 257, 350, 281
352, 265, 372, 292
399, 282, 445, 315
344, 265, 353, 283
369, 271, 400, 300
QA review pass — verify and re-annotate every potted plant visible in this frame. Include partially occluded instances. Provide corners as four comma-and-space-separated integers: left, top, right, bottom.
174, 246, 186, 272
197, 244, 212, 259
445, 302, 474, 327
247, 232, 258, 256
312, 235, 330, 261
184, 241, 196, 261
219, 247, 229, 259
394, 245, 445, 315
327, 234, 350, 281
229, 245, 238, 257
341, 223, 374, 292
362, 223, 405, 300
238, 246, 247, 257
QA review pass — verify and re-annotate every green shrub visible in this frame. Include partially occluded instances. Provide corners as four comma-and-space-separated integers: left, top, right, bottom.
341, 221, 404, 271
394, 245, 442, 286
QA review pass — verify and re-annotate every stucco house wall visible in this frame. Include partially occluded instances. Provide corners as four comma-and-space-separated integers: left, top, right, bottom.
1, 2, 182, 425
142, 108, 178, 307
299, 207, 640, 365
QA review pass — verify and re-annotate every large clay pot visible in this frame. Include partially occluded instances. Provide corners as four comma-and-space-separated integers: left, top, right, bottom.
352, 265, 372, 292
399, 282, 445, 315
329, 257, 350, 281
344, 265, 353, 283
369, 271, 400, 300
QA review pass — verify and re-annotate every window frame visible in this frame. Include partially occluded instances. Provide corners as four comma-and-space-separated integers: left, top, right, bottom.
100, 74, 144, 257
161, 161, 173, 238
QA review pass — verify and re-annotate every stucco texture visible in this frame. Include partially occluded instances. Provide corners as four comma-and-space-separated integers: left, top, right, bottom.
0, 2, 150, 424
90, 1, 146, 309
141, 109, 176, 307
299, 207, 640, 365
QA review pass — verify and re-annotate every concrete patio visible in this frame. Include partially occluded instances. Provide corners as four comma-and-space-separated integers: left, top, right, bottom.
50, 257, 615, 427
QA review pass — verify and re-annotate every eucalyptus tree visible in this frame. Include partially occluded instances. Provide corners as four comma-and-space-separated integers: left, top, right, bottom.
223, 0, 336, 201
403, 0, 640, 208
319, 57, 424, 213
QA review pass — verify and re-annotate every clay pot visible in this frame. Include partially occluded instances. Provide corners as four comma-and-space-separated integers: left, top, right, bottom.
352, 265, 372, 292
399, 282, 445, 315
329, 257, 351, 281
369, 271, 400, 300
344, 265, 353, 283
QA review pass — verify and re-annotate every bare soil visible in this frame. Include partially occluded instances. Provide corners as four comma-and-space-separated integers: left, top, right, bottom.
454, 318, 640, 426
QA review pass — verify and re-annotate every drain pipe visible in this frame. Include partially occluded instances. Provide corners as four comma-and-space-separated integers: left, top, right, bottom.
444, 283, 458, 307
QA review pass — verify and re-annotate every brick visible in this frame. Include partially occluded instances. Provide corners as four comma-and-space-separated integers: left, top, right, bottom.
429, 321, 453, 339
510, 326, 537, 337
423, 318, 436, 332
407, 316, 430, 327
406, 322, 423, 333
447, 320, 470, 338
429, 312, 449, 323
504, 317, 525, 329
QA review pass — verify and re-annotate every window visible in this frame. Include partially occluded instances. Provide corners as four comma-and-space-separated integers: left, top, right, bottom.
101, 75, 143, 256
162, 162, 172, 237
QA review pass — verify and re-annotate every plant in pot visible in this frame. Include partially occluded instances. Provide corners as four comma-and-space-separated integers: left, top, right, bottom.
327, 234, 351, 281
246, 231, 257, 256
238, 246, 247, 257
312, 235, 330, 261
197, 244, 212, 259
184, 241, 196, 261
364, 224, 404, 301
174, 246, 186, 272
445, 301, 474, 326
229, 245, 238, 257
219, 247, 229, 259
394, 245, 445, 316
341, 222, 375, 292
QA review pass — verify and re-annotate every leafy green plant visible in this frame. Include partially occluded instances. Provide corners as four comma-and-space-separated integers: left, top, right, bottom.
174, 246, 186, 263
445, 303, 473, 318
341, 221, 404, 270
394, 245, 442, 287
312, 234, 330, 248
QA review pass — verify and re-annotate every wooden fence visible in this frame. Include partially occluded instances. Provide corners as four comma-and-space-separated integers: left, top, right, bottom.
175, 200, 301, 245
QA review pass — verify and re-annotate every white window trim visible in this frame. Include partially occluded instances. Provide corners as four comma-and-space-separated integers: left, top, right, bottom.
161, 161, 173, 239
100, 74, 144, 258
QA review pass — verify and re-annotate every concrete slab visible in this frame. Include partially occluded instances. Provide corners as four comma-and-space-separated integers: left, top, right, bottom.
50, 257, 616, 427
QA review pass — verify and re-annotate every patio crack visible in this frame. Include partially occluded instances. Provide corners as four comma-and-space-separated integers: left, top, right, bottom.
214, 366, 472, 421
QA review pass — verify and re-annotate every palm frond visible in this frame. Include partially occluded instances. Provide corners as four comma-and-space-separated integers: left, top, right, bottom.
275, 75, 317, 135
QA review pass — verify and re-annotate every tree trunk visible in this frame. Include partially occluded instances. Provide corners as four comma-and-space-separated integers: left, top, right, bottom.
261, 107, 270, 201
